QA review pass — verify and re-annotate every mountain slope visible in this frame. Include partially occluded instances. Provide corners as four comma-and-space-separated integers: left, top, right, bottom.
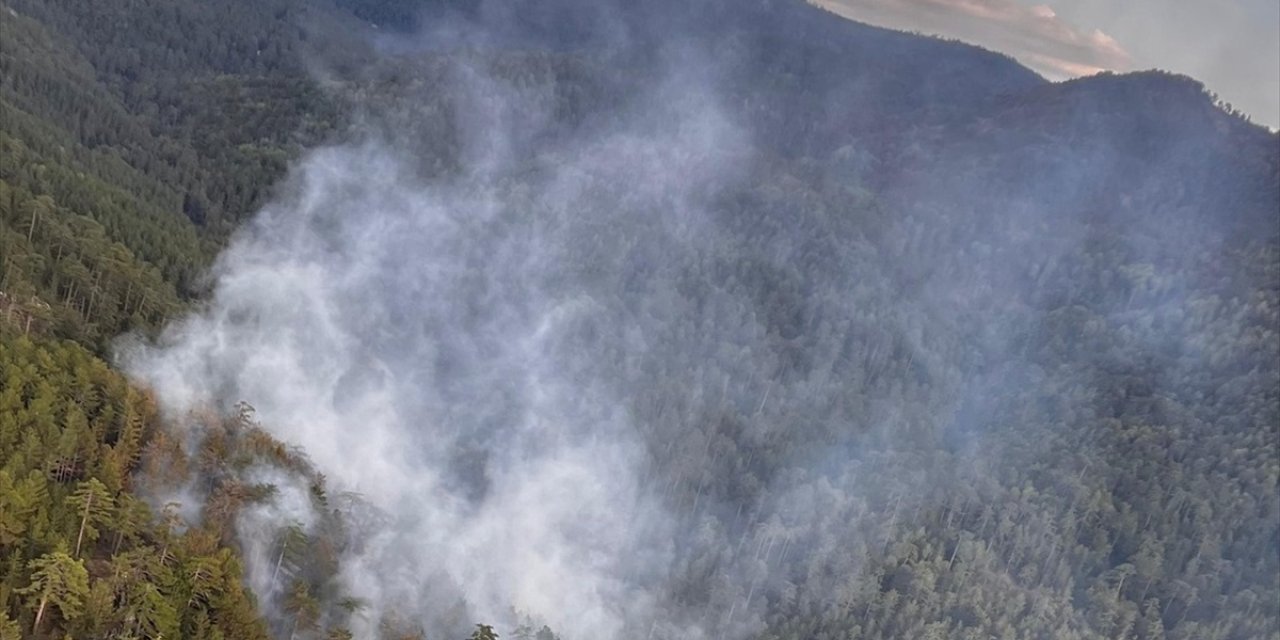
0, 1, 1276, 639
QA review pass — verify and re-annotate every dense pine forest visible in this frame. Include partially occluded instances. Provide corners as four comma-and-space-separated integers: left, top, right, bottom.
1, 1, 1277, 639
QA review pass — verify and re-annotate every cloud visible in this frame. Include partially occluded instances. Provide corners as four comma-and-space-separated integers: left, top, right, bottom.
1046, 0, 1279, 128
814, 0, 1133, 79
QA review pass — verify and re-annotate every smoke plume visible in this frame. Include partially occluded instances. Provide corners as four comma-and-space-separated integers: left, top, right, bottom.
120, 24, 768, 636
118, 2, 1280, 639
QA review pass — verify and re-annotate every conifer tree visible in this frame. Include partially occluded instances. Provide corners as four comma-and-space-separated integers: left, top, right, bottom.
16, 550, 89, 634
65, 477, 114, 557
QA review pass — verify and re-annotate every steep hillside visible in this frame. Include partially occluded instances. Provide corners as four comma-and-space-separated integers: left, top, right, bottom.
0, 2, 343, 638
0, 1, 1276, 639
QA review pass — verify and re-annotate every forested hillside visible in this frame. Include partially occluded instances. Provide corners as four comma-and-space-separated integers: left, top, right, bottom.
0, 0, 340, 636
1, 1, 1277, 639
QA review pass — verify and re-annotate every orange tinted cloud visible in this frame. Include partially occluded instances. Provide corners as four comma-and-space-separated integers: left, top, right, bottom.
814, 0, 1133, 79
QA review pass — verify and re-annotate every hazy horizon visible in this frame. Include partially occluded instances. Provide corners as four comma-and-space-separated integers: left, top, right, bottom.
815, 0, 1280, 129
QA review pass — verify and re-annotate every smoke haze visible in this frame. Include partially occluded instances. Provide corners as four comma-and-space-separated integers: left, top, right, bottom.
122, 31, 763, 635
117, 2, 1279, 639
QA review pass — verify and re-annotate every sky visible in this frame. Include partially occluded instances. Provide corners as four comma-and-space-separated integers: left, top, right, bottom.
815, 0, 1280, 129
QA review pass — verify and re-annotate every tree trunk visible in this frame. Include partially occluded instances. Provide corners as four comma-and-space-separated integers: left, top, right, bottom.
271, 541, 287, 589
33, 594, 48, 634
75, 493, 92, 557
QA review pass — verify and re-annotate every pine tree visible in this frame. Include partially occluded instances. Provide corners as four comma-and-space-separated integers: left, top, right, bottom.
16, 550, 89, 634
0, 612, 18, 640
469, 623, 500, 640
65, 477, 114, 557
131, 582, 180, 640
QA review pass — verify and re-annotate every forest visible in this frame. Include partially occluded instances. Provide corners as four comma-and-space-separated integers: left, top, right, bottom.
0, 0, 1277, 639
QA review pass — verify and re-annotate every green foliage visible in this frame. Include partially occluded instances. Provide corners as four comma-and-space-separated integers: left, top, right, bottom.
0, 333, 269, 639
140, 406, 367, 638
0, 611, 18, 640
513, 623, 561, 640
0, 1, 342, 349
0, 2, 340, 637
16, 551, 88, 634
2, 0, 342, 233
0, 160, 184, 346
0, 1, 1274, 639
469, 623, 501, 640
65, 478, 113, 557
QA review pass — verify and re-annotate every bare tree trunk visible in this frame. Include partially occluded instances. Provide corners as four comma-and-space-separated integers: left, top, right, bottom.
272, 541, 288, 589
75, 493, 93, 557
33, 595, 48, 634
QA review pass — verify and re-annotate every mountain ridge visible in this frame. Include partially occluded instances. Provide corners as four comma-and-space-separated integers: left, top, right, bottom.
0, 1, 1276, 639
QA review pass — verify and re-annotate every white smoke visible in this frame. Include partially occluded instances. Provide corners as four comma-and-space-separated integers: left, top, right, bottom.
121, 49, 750, 639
